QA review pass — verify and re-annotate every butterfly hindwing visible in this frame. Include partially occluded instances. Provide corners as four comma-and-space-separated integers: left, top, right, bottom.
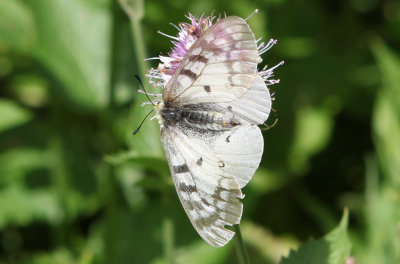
161, 121, 264, 246
161, 128, 242, 246
163, 16, 259, 105
199, 123, 264, 188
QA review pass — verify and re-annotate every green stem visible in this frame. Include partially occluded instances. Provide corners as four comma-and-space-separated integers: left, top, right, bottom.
119, 0, 148, 78
130, 16, 148, 78
234, 224, 250, 264
163, 215, 174, 264
108, 0, 121, 109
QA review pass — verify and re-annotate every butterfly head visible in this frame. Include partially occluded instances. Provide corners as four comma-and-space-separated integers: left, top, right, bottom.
154, 100, 181, 129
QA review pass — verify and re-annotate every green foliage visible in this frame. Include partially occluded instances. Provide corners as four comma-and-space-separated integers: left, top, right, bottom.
0, 0, 399, 263
355, 38, 400, 264
280, 210, 351, 264
0, 100, 32, 132
30, 0, 112, 109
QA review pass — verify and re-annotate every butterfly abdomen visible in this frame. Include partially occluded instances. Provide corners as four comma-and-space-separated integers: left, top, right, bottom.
161, 105, 239, 132
182, 110, 236, 131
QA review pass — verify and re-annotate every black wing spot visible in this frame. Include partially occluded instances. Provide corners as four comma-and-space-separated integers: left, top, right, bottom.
189, 54, 208, 63
196, 157, 203, 166
173, 164, 190, 174
225, 136, 231, 143
179, 183, 197, 193
181, 69, 197, 80
204, 85, 211, 93
201, 198, 211, 207
230, 120, 240, 127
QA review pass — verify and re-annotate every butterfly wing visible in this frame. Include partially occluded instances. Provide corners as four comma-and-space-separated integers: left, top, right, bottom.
162, 16, 259, 105
161, 122, 263, 246
221, 75, 272, 125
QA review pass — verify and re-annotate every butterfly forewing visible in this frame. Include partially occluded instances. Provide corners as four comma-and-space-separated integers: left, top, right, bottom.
162, 16, 259, 105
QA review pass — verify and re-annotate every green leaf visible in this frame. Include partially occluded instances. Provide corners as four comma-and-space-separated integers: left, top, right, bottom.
371, 38, 400, 187
0, 148, 50, 185
27, 0, 111, 109
280, 237, 329, 264
11, 74, 49, 108
0, 99, 32, 133
280, 209, 351, 264
324, 209, 352, 264
0, 0, 35, 52
357, 156, 400, 264
290, 106, 334, 172
0, 186, 63, 229
104, 150, 168, 173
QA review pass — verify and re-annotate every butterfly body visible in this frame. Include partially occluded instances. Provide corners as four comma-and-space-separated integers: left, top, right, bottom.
147, 14, 279, 247
159, 103, 241, 132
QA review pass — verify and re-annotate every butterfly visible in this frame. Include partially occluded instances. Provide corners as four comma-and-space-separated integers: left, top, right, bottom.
146, 13, 276, 247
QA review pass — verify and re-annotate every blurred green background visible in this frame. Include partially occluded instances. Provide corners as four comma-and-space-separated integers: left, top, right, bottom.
0, 0, 399, 263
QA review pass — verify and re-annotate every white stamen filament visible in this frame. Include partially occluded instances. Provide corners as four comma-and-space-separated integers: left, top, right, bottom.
144, 57, 161, 61
245, 9, 259, 21
157, 30, 179, 40
141, 102, 154, 107
137, 90, 162, 97
169, 23, 182, 31
258, 60, 284, 86
268, 60, 284, 72
258, 39, 278, 55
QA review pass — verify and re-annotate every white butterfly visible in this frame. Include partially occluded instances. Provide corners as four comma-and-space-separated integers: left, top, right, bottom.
145, 13, 280, 247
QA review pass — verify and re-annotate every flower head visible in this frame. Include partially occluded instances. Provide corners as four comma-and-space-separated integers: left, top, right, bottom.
146, 13, 219, 87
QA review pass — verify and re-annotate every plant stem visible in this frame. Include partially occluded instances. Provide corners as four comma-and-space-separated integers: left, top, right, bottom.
119, 0, 148, 78
234, 224, 250, 264
163, 215, 174, 264
108, 0, 121, 109
130, 20, 148, 79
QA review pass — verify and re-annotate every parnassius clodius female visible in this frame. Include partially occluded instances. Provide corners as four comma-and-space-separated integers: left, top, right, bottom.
144, 11, 282, 247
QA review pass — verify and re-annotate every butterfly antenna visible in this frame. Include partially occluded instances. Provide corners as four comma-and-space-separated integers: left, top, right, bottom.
135, 74, 155, 106
132, 109, 155, 135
